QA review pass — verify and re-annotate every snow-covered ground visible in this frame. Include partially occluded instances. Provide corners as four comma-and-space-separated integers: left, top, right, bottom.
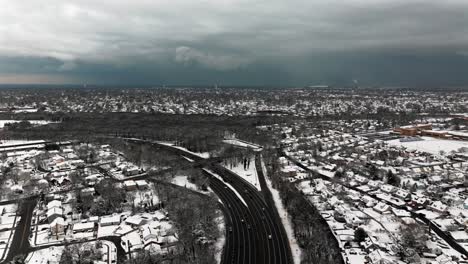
222, 139, 262, 151
260, 157, 302, 264
387, 136, 468, 155
25, 246, 64, 264
223, 157, 261, 191
172, 175, 204, 193
213, 213, 225, 264
156, 142, 210, 159
0, 140, 46, 146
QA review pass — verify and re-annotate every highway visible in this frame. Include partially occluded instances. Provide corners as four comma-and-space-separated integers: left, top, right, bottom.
123, 138, 293, 264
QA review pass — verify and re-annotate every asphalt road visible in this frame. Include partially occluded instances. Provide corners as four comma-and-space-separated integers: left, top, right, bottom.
209, 164, 292, 264
122, 139, 293, 264
122, 138, 293, 264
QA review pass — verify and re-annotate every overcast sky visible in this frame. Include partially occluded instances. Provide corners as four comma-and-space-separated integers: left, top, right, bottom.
1, 0, 468, 86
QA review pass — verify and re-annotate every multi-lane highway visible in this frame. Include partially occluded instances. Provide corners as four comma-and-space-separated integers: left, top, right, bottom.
124, 138, 293, 264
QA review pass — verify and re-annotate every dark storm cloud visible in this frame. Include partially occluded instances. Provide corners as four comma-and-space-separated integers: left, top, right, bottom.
1, 0, 468, 85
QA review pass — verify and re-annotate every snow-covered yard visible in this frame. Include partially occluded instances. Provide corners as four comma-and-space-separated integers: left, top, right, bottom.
25, 246, 64, 264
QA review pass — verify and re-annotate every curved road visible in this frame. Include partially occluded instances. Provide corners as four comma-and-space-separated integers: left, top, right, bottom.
124, 138, 293, 264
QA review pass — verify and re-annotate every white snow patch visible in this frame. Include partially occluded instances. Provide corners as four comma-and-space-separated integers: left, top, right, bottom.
25, 246, 64, 264
222, 139, 262, 151
213, 213, 225, 264
387, 136, 468, 155
0, 140, 46, 146
223, 157, 261, 191
157, 142, 210, 159
171, 175, 210, 195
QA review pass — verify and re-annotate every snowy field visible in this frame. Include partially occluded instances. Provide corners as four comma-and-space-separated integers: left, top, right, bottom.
387, 136, 468, 155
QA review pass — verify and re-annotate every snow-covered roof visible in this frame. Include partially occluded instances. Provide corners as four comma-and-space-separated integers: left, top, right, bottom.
47, 200, 62, 210
73, 222, 94, 231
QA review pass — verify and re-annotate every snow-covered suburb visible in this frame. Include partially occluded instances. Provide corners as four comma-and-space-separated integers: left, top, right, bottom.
260, 155, 302, 264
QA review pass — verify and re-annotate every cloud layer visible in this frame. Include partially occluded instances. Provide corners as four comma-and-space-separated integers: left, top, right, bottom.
1, 0, 468, 85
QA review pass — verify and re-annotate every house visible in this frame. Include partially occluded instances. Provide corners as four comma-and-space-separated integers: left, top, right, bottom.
367, 180, 381, 190
394, 189, 411, 200
354, 175, 369, 185
141, 224, 159, 241
47, 207, 63, 223
100, 215, 121, 227
391, 208, 411, 218
73, 222, 95, 233
135, 180, 149, 189
81, 187, 95, 197
373, 202, 390, 214
88, 216, 99, 223
280, 166, 297, 177
47, 200, 62, 211
50, 217, 66, 236
361, 196, 376, 207
450, 231, 468, 243
126, 215, 145, 227
344, 213, 365, 228
85, 174, 100, 185
428, 201, 448, 213
380, 184, 395, 194
153, 211, 167, 221
394, 124, 432, 136
124, 180, 137, 191
123, 166, 140, 176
